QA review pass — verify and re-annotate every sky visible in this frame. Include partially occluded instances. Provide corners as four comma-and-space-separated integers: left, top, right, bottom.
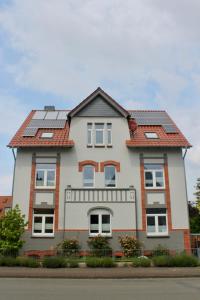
0, 0, 200, 201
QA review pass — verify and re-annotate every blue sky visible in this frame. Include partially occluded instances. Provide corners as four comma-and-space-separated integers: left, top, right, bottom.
0, 0, 200, 201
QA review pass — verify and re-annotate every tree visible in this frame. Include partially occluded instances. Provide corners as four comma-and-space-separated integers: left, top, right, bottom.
0, 205, 27, 256
188, 201, 200, 233
194, 178, 200, 211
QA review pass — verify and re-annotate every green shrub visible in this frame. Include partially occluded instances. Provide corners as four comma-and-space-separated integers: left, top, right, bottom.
118, 236, 141, 257
152, 244, 170, 256
67, 258, 79, 268
87, 236, 112, 257
132, 257, 151, 268
86, 257, 115, 268
153, 254, 199, 267
16, 257, 40, 268
0, 256, 18, 267
42, 256, 67, 268
57, 239, 80, 257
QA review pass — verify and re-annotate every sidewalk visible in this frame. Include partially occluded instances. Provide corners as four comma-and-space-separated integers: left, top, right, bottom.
0, 267, 200, 278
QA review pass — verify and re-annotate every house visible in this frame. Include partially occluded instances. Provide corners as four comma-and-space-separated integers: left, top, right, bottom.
0, 196, 12, 217
8, 87, 191, 255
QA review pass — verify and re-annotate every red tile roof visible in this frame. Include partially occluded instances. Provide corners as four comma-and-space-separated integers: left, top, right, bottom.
126, 121, 191, 148
8, 111, 74, 148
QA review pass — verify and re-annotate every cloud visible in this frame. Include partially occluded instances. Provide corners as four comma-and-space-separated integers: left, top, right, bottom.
0, 174, 13, 195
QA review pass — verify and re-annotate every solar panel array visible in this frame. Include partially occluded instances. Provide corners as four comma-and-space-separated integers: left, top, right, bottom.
23, 110, 68, 137
129, 111, 178, 133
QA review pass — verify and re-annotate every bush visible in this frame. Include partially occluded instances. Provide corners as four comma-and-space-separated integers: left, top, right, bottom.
67, 258, 79, 268
87, 235, 112, 257
16, 257, 40, 268
0, 256, 18, 267
57, 239, 80, 257
132, 257, 151, 268
152, 244, 170, 256
118, 236, 141, 257
42, 256, 67, 268
153, 254, 199, 267
86, 257, 115, 268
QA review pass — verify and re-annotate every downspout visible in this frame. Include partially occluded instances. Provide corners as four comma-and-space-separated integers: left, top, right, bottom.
63, 188, 66, 241
134, 189, 139, 240
11, 148, 16, 207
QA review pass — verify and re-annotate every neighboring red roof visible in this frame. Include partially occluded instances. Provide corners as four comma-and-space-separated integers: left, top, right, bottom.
8, 111, 74, 148
126, 123, 191, 148
0, 196, 12, 216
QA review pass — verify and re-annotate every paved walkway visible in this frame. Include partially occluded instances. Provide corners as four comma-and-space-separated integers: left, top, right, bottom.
0, 267, 200, 278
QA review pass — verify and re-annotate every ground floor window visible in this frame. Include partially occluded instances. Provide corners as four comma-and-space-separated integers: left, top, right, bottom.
32, 209, 54, 237
146, 208, 168, 236
89, 209, 111, 236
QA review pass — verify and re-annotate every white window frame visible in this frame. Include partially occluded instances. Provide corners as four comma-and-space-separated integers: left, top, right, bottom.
89, 211, 112, 237
87, 123, 93, 146
145, 132, 159, 139
41, 132, 54, 139
83, 165, 95, 188
107, 123, 112, 146
32, 213, 54, 237
146, 213, 168, 237
95, 123, 105, 146
104, 165, 116, 188
35, 166, 56, 189
144, 166, 165, 189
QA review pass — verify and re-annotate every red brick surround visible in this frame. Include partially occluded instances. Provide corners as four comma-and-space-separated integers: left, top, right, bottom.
78, 160, 99, 172
100, 161, 120, 172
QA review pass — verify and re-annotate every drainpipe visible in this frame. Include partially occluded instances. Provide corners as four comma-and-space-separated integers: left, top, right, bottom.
130, 185, 138, 240
11, 148, 16, 207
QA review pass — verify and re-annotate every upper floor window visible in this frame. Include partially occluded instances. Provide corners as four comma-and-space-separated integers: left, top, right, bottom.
83, 165, 94, 187
145, 132, 158, 139
105, 165, 116, 187
144, 164, 164, 189
146, 209, 168, 236
35, 164, 56, 188
87, 123, 112, 146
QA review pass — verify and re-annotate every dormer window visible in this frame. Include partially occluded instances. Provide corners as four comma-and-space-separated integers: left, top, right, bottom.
41, 132, 54, 139
145, 132, 158, 139
87, 123, 112, 147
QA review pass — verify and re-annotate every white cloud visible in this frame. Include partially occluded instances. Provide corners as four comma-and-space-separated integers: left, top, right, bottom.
0, 174, 13, 195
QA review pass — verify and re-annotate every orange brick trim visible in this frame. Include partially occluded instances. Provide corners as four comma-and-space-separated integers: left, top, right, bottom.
164, 154, 172, 231
28, 154, 36, 231
140, 154, 146, 231
25, 250, 56, 258
54, 153, 60, 231
78, 160, 99, 172
100, 161, 120, 172
183, 229, 191, 254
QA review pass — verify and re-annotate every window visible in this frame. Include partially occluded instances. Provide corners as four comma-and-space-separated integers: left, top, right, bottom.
35, 164, 56, 188
144, 164, 164, 189
87, 123, 112, 146
83, 165, 94, 187
145, 132, 159, 139
107, 123, 112, 145
89, 210, 111, 236
41, 132, 54, 139
32, 209, 54, 237
146, 213, 168, 236
95, 123, 104, 145
87, 123, 93, 145
105, 165, 116, 187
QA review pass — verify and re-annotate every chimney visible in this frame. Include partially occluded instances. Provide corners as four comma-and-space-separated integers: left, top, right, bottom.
44, 106, 55, 111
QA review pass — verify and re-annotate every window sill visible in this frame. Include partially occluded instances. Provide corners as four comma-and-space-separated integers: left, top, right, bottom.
145, 188, 165, 191
89, 234, 112, 238
31, 235, 55, 238
147, 234, 169, 238
94, 145, 105, 148
35, 187, 56, 190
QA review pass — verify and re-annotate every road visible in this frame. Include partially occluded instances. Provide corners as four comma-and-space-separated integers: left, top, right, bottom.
0, 278, 200, 300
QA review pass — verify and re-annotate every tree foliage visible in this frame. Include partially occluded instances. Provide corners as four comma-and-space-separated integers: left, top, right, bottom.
0, 205, 27, 256
194, 177, 200, 211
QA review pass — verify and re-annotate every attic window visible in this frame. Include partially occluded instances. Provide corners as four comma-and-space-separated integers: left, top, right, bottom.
145, 132, 159, 139
41, 132, 54, 139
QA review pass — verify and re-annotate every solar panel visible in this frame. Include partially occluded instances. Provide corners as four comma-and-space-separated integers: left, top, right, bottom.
57, 111, 68, 120
45, 111, 59, 120
32, 111, 47, 120
29, 119, 66, 128
162, 124, 178, 133
23, 127, 38, 137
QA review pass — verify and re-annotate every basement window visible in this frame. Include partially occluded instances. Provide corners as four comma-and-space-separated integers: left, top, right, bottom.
145, 132, 158, 139
41, 132, 54, 139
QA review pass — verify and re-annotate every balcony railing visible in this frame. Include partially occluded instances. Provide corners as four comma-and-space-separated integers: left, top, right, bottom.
65, 186, 136, 203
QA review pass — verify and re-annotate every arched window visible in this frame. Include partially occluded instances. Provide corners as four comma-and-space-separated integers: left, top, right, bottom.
88, 208, 112, 236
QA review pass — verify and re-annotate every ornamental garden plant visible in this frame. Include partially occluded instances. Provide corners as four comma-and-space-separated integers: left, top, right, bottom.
87, 235, 112, 257
118, 235, 141, 257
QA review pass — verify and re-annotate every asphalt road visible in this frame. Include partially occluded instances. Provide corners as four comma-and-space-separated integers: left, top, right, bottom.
0, 278, 200, 300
